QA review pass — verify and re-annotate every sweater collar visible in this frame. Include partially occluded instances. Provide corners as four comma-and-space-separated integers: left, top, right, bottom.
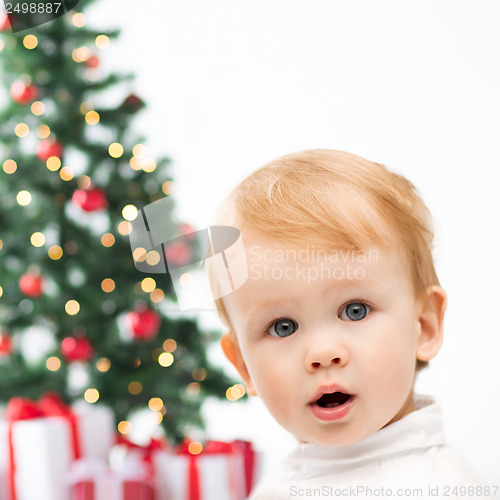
284, 395, 447, 467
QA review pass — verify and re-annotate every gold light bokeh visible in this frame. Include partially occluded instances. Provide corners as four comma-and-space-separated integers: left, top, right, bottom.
95, 34, 110, 49
46, 357, 62, 371
158, 352, 174, 367
101, 278, 116, 293
17, 190, 32, 206
101, 233, 115, 247
188, 442, 203, 455
37, 124, 51, 139
46, 156, 61, 171
72, 13, 86, 27
122, 204, 138, 221
65, 299, 80, 315
60, 167, 74, 181
31, 101, 45, 116
148, 397, 164, 412
96, 357, 111, 372
30, 232, 45, 247
84, 388, 99, 404
48, 245, 63, 260
85, 111, 100, 125
108, 142, 124, 158
72, 46, 91, 63
163, 339, 177, 353
3, 160, 17, 174
133, 247, 147, 262
150, 289, 164, 303
146, 250, 161, 266
128, 381, 143, 395
23, 35, 38, 49
141, 277, 156, 293
118, 421, 132, 434
15, 123, 29, 137
162, 181, 174, 195
117, 221, 131, 236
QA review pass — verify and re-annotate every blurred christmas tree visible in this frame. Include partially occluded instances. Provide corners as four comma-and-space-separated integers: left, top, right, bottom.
0, 1, 241, 443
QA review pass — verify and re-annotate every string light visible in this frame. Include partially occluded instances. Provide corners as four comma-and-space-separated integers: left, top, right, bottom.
133, 247, 147, 262
95, 34, 110, 49
188, 442, 203, 455
15, 123, 29, 137
162, 181, 174, 195
17, 190, 32, 206
46, 357, 62, 371
117, 221, 131, 236
158, 352, 174, 367
46, 156, 61, 171
132, 144, 146, 156
108, 142, 123, 158
118, 421, 132, 434
122, 204, 138, 221
163, 339, 177, 352
31, 101, 45, 116
30, 232, 45, 247
3, 160, 17, 174
226, 384, 246, 401
23, 35, 38, 49
142, 158, 157, 173
150, 289, 164, 303
128, 381, 143, 395
0, 286, 3, 298
129, 157, 141, 171
101, 233, 115, 247
101, 278, 115, 293
60, 167, 74, 181
141, 277, 156, 293
151, 412, 163, 424
179, 273, 194, 288
148, 397, 163, 412
72, 46, 91, 63
65, 299, 80, 315
84, 388, 99, 403
96, 357, 111, 372
37, 125, 50, 138
77, 175, 91, 189
48, 245, 63, 260
85, 111, 100, 125
186, 382, 200, 396
72, 13, 86, 27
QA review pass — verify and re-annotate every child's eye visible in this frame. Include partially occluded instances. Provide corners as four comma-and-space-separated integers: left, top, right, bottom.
340, 302, 371, 321
268, 318, 298, 338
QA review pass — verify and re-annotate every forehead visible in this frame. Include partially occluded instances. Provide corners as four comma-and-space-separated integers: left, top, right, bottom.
221, 233, 413, 326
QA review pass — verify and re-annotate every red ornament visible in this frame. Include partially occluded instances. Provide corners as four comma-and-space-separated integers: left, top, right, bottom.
10, 80, 39, 105
19, 272, 43, 298
165, 241, 192, 266
0, 333, 13, 355
37, 138, 63, 162
72, 186, 108, 212
122, 93, 145, 113
126, 308, 161, 341
60, 336, 94, 363
180, 223, 197, 240
85, 55, 100, 68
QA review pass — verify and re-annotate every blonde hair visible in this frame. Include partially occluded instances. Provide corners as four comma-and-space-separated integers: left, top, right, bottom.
211, 149, 440, 369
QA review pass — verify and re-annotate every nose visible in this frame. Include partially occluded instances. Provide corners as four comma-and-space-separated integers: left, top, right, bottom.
304, 331, 349, 372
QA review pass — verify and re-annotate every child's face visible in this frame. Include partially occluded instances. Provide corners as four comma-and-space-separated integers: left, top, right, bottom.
221, 234, 442, 447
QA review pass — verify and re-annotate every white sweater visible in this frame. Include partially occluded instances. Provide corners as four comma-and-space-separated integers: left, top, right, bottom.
250, 396, 489, 499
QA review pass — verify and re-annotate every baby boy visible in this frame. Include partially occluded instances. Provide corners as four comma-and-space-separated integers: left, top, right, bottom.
208, 150, 487, 499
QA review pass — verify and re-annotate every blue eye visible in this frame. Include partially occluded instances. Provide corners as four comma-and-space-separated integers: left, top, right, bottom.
340, 302, 370, 321
268, 319, 298, 338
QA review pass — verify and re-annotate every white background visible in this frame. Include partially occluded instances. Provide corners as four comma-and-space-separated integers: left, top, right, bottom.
88, 0, 500, 486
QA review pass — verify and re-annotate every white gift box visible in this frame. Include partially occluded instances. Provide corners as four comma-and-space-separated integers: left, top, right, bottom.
5, 415, 73, 500
153, 448, 247, 500
73, 401, 115, 462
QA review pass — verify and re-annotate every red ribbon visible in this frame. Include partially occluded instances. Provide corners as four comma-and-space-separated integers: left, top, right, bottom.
6, 392, 82, 500
177, 440, 248, 500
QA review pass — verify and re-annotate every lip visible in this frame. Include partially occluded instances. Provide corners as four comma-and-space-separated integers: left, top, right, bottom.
308, 384, 356, 422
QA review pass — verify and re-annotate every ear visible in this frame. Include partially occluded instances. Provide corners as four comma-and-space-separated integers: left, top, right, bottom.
220, 332, 257, 396
416, 285, 447, 362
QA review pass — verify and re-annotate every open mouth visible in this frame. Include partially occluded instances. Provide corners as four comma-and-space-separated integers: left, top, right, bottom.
315, 392, 352, 408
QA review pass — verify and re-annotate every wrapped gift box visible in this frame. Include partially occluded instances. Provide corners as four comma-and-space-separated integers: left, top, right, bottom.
0, 394, 115, 500
153, 440, 259, 500
70, 457, 155, 500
